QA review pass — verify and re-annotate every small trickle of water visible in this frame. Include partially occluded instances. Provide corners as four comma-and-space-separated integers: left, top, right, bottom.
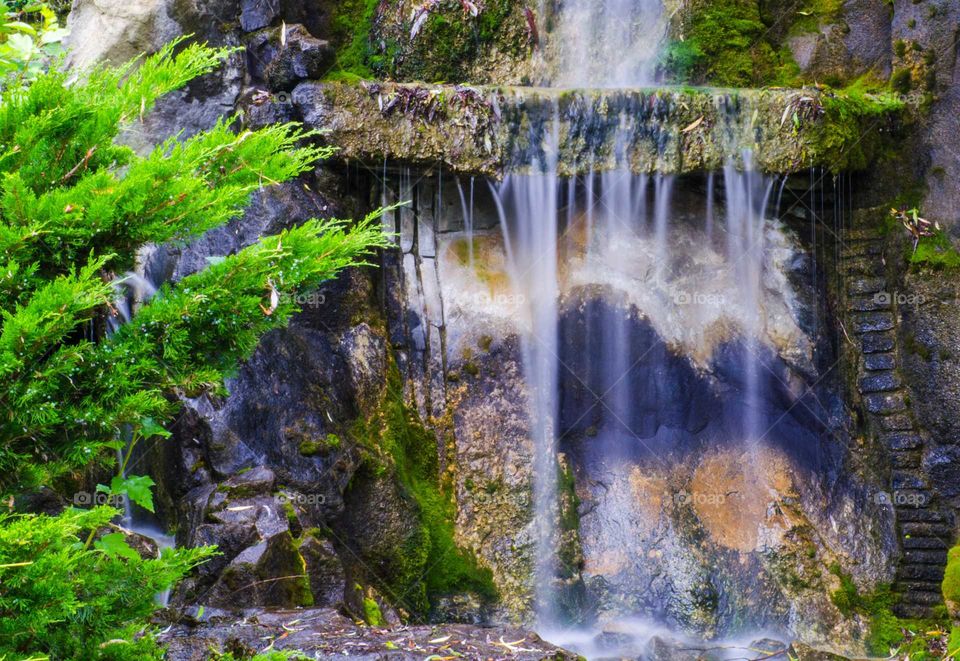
492, 107, 562, 625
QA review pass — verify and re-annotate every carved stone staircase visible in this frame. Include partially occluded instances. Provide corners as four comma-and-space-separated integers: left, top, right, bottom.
842, 219, 954, 618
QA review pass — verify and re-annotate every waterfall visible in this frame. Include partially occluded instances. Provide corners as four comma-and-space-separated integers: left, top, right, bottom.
492, 110, 562, 624
108, 269, 176, 606
549, 0, 667, 87
722, 151, 776, 446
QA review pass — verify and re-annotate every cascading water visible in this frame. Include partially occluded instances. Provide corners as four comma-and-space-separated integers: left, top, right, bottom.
109, 271, 176, 606
548, 0, 667, 87
491, 112, 562, 623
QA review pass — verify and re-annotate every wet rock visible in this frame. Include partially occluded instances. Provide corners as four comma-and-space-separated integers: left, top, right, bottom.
297, 534, 344, 607
923, 446, 960, 500
789, 641, 853, 660
220, 466, 275, 498
159, 608, 578, 660
864, 392, 906, 414
863, 353, 896, 371
850, 312, 895, 334
860, 332, 895, 353
246, 23, 334, 91
203, 531, 312, 608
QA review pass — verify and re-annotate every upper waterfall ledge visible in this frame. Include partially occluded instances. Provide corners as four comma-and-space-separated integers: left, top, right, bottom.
284, 81, 902, 177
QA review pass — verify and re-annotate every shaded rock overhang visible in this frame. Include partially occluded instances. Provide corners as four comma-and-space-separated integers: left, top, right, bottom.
288, 81, 902, 178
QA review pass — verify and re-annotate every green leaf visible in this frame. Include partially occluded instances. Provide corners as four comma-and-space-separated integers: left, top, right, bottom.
93, 532, 140, 560
109, 474, 156, 513
139, 417, 171, 440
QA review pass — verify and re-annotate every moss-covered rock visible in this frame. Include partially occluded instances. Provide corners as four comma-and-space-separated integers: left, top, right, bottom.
295, 80, 902, 177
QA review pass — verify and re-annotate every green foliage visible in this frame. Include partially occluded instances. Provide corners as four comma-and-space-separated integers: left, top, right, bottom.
0, 39, 390, 492
352, 359, 496, 613
659, 40, 704, 83
826, 563, 937, 656
0, 39, 390, 659
806, 81, 904, 172
0, 0, 67, 87
0, 506, 215, 659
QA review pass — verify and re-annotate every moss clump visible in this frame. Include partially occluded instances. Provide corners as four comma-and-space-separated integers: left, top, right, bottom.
827, 563, 926, 655
942, 545, 960, 608
393, 1, 521, 82
328, 0, 381, 80
351, 359, 497, 614
298, 433, 341, 457
362, 596, 384, 626
806, 81, 904, 172
667, 0, 798, 86
910, 232, 960, 270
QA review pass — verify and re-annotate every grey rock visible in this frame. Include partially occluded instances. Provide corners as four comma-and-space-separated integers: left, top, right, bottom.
246, 23, 334, 91
859, 372, 902, 393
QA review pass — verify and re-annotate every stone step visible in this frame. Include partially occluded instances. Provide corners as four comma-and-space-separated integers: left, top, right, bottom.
889, 451, 921, 469
865, 393, 907, 415
847, 277, 887, 296
880, 433, 923, 451
894, 603, 936, 618
843, 258, 885, 278
903, 549, 949, 564
902, 536, 948, 549
859, 372, 902, 393
892, 471, 929, 491
845, 228, 883, 241
898, 585, 944, 605
901, 521, 955, 538
861, 332, 896, 354
878, 414, 916, 432
898, 565, 946, 582
864, 353, 896, 371
898, 509, 953, 524
851, 312, 895, 334
848, 295, 890, 312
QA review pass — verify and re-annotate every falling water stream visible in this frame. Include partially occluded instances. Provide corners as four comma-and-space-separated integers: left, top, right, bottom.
482, 0, 794, 649
109, 270, 176, 606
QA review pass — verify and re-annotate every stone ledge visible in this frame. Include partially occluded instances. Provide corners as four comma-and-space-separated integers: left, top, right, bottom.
287, 81, 900, 177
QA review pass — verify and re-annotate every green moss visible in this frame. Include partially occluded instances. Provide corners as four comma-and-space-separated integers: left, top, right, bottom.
299, 433, 341, 457
949, 626, 960, 656
328, 0, 381, 80
672, 0, 799, 86
806, 80, 904, 172
891, 68, 913, 94
362, 596, 384, 626
351, 359, 497, 613
909, 232, 960, 270
826, 563, 939, 656
394, 1, 520, 82
942, 545, 960, 606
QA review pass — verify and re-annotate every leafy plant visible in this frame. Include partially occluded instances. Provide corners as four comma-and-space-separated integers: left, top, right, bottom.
0, 0, 67, 87
0, 37, 390, 659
